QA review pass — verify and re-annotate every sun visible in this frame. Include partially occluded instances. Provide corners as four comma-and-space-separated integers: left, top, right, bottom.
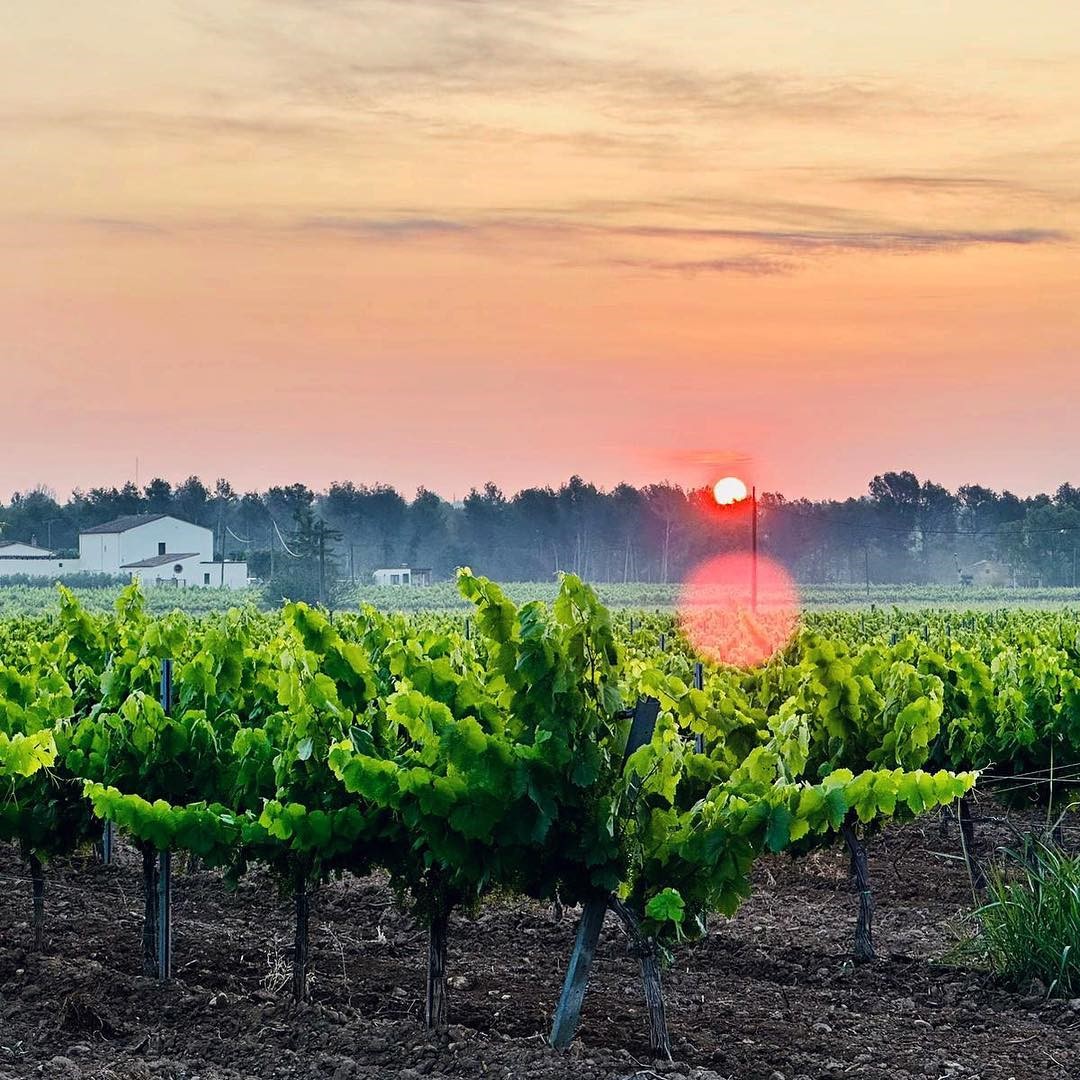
712, 476, 748, 506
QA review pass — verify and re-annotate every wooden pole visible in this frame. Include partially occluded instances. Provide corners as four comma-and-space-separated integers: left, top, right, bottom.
751, 487, 758, 613
549, 697, 660, 1050
549, 898, 608, 1049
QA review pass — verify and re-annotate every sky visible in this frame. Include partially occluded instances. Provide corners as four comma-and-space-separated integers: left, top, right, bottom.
2, 1, 1078, 503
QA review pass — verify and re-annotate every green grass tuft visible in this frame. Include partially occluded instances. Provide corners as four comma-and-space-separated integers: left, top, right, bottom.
961, 840, 1080, 997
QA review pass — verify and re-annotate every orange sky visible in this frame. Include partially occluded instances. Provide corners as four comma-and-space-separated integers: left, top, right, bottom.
2, 2, 1078, 501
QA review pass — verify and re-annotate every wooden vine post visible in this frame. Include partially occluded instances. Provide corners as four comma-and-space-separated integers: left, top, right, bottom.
550, 696, 670, 1057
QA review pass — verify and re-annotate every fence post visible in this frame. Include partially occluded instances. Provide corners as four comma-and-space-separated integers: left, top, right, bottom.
549, 697, 660, 1050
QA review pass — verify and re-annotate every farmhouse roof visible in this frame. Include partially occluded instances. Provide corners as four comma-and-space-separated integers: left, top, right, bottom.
121, 552, 199, 569
82, 514, 171, 535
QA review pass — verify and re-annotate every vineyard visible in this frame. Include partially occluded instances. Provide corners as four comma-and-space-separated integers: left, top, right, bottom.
7, 580, 1080, 618
3, 576, 1080, 1079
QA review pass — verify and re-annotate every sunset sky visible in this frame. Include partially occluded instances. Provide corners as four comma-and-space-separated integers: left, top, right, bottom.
3, 2, 1078, 502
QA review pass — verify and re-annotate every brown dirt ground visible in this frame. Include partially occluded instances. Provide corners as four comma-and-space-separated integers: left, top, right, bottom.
1, 807, 1077, 1080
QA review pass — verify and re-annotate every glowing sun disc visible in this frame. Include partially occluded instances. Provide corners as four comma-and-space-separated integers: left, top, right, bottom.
712, 476, 748, 506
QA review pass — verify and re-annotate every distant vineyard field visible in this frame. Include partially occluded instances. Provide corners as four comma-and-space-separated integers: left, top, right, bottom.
2, 580, 1080, 616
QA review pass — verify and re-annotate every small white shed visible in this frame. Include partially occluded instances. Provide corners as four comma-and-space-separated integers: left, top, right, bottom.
372, 567, 432, 587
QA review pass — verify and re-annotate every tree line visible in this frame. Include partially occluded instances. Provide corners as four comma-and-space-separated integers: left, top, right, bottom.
3, 471, 1080, 587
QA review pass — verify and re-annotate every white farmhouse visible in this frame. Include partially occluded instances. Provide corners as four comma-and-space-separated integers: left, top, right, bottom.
79, 514, 248, 588
0, 513, 248, 588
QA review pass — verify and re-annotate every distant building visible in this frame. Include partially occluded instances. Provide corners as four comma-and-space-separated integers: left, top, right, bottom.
0, 514, 248, 588
372, 566, 432, 587
963, 559, 1012, 587
0, 540, 57, 558
0, 540, 72, 578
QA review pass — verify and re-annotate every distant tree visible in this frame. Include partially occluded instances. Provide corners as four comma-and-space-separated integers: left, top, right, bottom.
642, 483, 687, 583
406, 488, 453, 577
143, 478, 173, 514
2, 487, 66, 550
266, 483, 315, 525
173, 476, 211, 525
460, 483, 512, 577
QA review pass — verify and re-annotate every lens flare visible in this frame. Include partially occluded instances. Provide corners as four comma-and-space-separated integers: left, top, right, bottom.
678, 553, 799, 668
712, 476, 748, 505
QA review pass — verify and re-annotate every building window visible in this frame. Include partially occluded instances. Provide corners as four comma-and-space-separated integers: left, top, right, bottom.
158, 542, 167, 556
403, 573, 410, 584
390, 574, 400, 585
204, 572, 211, 585
173, 564, 184, 574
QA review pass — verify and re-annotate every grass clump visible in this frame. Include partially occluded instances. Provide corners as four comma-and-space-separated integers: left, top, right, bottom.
962, 840, 1080, 997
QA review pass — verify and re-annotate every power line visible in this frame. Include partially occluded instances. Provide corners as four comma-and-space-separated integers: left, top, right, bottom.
270, 517, 303, 559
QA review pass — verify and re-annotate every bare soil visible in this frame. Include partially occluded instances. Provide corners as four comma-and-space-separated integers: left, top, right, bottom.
1, 812, 1077, 1080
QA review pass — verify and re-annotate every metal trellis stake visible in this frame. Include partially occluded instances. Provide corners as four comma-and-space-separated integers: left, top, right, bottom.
101, 650, 115, 865
157, 657, 173, 982
693, 662, 705, 754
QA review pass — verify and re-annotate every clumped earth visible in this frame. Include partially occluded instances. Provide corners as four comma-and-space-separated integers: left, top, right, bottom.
1, 812, 1077, 1080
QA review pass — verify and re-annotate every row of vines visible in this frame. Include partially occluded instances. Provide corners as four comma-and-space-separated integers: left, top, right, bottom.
3, 580, 1077, 1056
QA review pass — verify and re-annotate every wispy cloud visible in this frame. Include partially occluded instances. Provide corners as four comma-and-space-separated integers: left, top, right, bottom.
0, 108, 349, 145
853, 175, 1018, 191
75, 217, 169, 235
190, 0, 979, 133
298, 213, 1069, 252
605, 255, 794, 276
54, 211, 1067, 277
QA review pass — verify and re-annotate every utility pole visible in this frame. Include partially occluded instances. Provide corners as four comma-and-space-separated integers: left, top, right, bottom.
865, 546, 871, 598
751, 486, 758, 613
